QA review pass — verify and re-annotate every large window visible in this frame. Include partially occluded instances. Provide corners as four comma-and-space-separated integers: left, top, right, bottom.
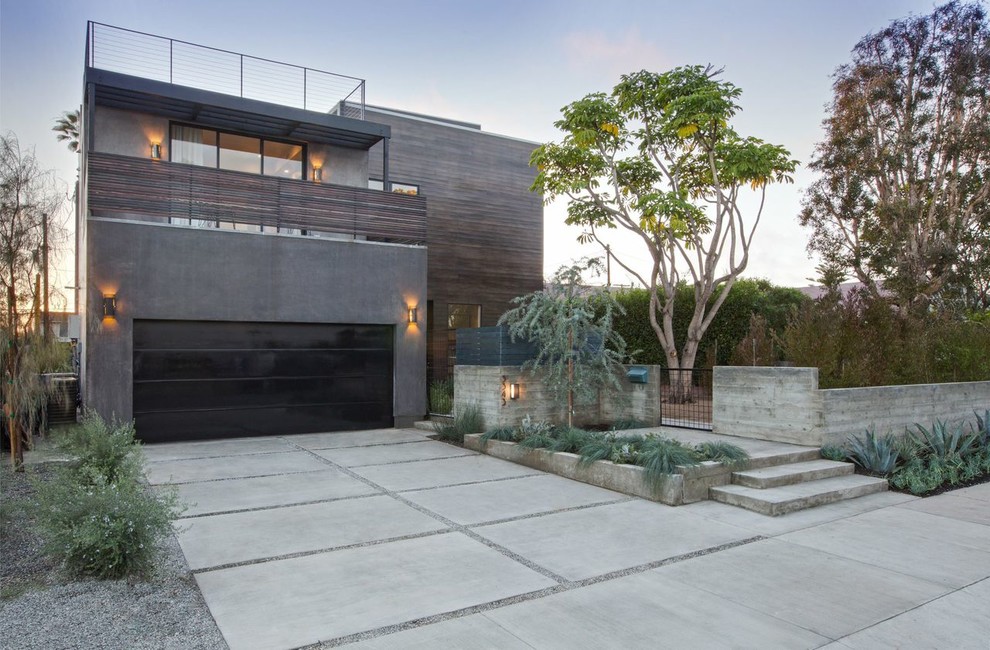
170, 125, 304, 180
368, 178, 419, 195
448, 304, 481, 329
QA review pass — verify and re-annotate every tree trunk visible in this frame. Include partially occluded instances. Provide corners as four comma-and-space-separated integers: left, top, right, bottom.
668, 342, 699, 404
567, 330, 574, 428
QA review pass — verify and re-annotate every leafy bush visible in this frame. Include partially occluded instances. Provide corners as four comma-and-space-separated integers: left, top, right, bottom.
637, 436, 701, 493
694, 441, 749, 466
56, 413, 141, 485
480, 426, 517, 443
549, 427, 593, 453
31, 412, 182, 579
433, 404, 484, 443
610, 419, 648, 431
33, 470, 179, 579
428, 379, 453, 415
820, 444, 848, 462
846, 428, 900, 475
518, 414, 554, 439
578, 433, 644, 466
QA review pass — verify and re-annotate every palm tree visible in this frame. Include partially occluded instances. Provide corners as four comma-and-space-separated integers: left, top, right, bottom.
53, 109, 80, 153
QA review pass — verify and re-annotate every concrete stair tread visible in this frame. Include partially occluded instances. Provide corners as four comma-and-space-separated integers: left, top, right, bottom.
733, 459, 853, 488
710, 474, 888, 516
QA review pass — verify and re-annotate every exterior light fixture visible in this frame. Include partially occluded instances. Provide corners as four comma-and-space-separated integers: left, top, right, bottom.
151, 143, 162, 160
509, 382, 520, 400
407, 307, 417, 324
313, 166, 323, 183
102, 294, 117, 319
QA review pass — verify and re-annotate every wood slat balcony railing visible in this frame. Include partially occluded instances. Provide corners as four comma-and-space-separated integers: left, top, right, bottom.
86, 152, 426, 245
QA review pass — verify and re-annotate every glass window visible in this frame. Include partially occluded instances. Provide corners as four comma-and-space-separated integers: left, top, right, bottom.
170, 126, 217, 167
264, 141, 303, 180
448, 304, 481, 329
219, 133, 261, 174
369, 178, 419, 195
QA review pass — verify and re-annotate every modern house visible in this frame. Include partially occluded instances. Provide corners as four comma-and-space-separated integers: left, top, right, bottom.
78, 23, 542, 443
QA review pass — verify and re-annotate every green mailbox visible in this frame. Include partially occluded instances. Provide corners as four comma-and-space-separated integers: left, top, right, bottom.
626, 366, 649, 384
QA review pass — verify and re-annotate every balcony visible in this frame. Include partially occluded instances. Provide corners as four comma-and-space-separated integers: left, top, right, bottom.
87, 22, 364, 118
87, 153, 426, 245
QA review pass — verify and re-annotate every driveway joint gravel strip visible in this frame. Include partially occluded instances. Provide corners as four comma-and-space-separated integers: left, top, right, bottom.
465, 496, 634, 528
174, 491, 384, 519
159, 467, 333, 485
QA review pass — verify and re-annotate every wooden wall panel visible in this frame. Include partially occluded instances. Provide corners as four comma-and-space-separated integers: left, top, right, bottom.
366, 109, 544, 376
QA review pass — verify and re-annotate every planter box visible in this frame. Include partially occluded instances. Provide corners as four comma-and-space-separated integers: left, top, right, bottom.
464, 434, 733, 506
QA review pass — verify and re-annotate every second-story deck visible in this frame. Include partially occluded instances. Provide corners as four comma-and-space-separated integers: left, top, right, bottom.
87, 152, 426, 245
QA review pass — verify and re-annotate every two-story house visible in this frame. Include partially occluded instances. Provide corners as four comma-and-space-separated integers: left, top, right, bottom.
78, 23, 542, 443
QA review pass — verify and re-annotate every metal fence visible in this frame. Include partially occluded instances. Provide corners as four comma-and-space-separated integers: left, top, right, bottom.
87, 22, 366, 117
659, 368, 713, 430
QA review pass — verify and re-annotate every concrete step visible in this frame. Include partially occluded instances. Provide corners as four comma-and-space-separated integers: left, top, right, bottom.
741, 448, 824, 471
709, 474, 888, 516
413, 420, 437, 432
733, 459, 854, 489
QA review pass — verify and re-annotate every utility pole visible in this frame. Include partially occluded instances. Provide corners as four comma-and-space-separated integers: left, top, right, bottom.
42, 212, 49, 341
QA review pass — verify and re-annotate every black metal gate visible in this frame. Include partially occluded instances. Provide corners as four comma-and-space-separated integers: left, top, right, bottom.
659, 368, 713, 431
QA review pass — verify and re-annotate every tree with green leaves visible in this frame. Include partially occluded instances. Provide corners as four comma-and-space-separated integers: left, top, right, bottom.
498, 259, 628, 427
532, 66, 796, 399
801, 1, 990, 314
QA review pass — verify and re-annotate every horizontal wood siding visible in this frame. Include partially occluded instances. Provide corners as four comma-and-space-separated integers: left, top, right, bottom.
88, 152, 426, 244
366, 110, 544, 375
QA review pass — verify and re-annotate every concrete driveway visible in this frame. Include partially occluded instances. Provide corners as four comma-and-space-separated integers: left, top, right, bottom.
143, 429, 990, 650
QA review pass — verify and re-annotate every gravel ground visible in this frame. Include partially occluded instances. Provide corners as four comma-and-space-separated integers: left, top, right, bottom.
0, 462, 228, 650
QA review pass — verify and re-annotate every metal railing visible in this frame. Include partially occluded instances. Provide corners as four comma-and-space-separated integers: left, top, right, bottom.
86, 22, 366, 118
87, 153, 426, 245
659, 368, 713, 431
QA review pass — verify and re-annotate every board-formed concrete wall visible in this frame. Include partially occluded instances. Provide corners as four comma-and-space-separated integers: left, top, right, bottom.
454, 365, 662, 429
712, 366, 990, 446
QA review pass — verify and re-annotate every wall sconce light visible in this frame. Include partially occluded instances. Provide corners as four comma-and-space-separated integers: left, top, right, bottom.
313, 166, 323, 183
509, 382, 520, 400
150, 143, 162, 160
102, 294, 117, 319
407, 307, 417, 324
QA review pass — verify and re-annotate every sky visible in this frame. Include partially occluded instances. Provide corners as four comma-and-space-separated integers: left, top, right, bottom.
0, 0, 957, 311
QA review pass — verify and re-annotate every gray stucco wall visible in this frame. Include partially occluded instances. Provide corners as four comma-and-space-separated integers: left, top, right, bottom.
85, 219, 427, 427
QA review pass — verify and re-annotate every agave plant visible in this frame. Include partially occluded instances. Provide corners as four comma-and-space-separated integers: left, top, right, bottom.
846, 428, 900, 475
973, 409, 989, 448
694, 441, 749, 466
909, 420, 980, 460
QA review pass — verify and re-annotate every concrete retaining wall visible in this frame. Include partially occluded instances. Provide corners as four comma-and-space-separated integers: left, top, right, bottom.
713, 366, 990, 446
454, 365, 663, 429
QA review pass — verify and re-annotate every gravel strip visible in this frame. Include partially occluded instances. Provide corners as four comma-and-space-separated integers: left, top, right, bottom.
0, 462, 227, 650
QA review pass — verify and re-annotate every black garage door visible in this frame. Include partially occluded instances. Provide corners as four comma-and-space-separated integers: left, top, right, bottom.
133, 320, 393, 443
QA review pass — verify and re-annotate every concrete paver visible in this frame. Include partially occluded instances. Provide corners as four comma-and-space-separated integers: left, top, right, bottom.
171, 468, 378, 516
780, 505, 990, 588
402, 474, 626, 526
349, 453, 542, 492
312, 439, 474, 467
481, 567, 830, 649
145, 451, 330, 485
655, 537, 947, 639
824, 577, 990, 650
346, 614, 537, 649
142, 437, 292, 462
194, 532, 557, 650
898, 490, 990, 525
176, 495, 447, 570
287, 428, 427, 450
473, 499, 753, 581
144, 430, 990, 650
